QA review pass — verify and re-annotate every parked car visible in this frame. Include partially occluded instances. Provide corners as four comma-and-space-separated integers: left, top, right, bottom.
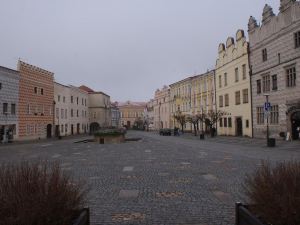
159, 128, 172, 136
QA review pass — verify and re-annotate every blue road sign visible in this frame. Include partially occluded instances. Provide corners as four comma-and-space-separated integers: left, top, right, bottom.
264, 102, 271, 111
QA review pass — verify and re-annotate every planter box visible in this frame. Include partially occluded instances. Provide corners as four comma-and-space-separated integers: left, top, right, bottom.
73, 208, 90, 225
235, 203, 265, 225
94, 134, 125, 144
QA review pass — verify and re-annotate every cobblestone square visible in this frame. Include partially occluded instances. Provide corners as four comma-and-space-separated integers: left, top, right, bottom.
0, 131, 299, 225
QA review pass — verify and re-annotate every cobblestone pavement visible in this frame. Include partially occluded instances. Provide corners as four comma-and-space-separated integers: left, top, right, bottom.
0, 131, 299, 225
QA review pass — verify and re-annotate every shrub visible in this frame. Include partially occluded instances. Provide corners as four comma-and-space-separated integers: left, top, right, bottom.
0, 161, 87, 225
244, 160, 300, 225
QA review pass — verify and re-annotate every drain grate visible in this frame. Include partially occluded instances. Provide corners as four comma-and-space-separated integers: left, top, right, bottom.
156, 191, 184, 198
111, 213, 145, 222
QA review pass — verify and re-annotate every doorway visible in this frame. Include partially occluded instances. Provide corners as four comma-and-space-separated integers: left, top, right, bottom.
77, 123, 80, 134
47, 124, 52, 138
71, 124, 74, 135
236, 117, 243, 136
291, 111, 300, 140
127, 121, 131, 128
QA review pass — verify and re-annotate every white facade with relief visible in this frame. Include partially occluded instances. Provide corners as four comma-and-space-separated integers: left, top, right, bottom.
216, 30, 252, 137
249, 0, 300, 139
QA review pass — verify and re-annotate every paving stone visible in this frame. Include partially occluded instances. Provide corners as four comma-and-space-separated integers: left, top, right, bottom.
123, 166, 134, 172
202, 174, 218, 181
119, 190, 139, 198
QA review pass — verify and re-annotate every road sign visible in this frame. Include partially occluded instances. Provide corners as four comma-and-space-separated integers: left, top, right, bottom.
264, 102, 271, 111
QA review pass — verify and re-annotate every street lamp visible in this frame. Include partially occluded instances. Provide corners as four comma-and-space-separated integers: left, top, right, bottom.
264, 94, 270, 144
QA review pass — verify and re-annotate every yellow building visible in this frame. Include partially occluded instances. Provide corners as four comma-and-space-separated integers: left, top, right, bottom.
118, 101, 146, 129
169, 70, 215, 132
215, 29, 252, 137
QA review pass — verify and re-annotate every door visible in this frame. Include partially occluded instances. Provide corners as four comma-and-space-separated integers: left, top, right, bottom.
236, 117, 243, 136
291, 111, 300, 140
71, 124, 74, 135
77, 123, 80, 134
127, 121, 131, 128
47, 124, 52, 138
55, 125, 59, 137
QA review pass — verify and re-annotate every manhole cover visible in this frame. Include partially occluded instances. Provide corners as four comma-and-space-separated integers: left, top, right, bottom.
112, 213, 145, 222
156, 191, 183, 198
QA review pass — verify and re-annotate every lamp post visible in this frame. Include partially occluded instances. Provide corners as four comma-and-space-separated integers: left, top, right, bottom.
264, 94, 270, 144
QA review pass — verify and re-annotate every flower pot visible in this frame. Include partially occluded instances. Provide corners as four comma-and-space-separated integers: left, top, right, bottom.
235, 203, 265, 225
73, 208, 90, 225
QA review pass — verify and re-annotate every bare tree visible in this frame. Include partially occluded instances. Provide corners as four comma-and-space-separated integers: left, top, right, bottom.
203, 110, 227, 137
187, 114, 201, 136
173, 111, 187, 133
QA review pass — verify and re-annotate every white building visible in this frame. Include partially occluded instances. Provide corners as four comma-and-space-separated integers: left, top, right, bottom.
54, 82, 89, 136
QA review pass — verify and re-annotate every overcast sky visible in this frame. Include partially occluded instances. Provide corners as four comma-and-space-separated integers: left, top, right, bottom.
0, 0, 280, 102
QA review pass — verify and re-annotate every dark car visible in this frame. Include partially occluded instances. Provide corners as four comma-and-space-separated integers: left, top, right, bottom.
159, 128, 172, 136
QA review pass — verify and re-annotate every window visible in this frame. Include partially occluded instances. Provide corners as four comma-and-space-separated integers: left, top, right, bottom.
82, 98, 84, 105
225, 94, 229, 107
257, 107, 264, 125
242, 89, 249, 104
262, 48, 267, 62
219, 75, 222, 88
11, 104, 16, 115
77, 110, 79, 117
65, 124, 68, 133
272, 75, 278, 90
270, 105, 279, 124
40, 88, 44, 95
295, 31, 300, 48
219, 95, 223, 108
3, 103, 8, 114
71, 96, 73, 103
235, 91, 240, 105
34, 87, 38, 94
71, 109, 73, 117
224, 118, 227, 127
262, 74, 270, 92
27, 104, 31, 115
63, 96, 65, 103
77, 97, 79, 105
257, 79, 262, 94
286, 67, 296, 87
219, 118, 223, 127
246, 120, 249, 128
61, 109, 64, 119
228, 118, 232, 127
61, 124, 64, 133
235, 68, 239, 82
242, 64, 247, 80
58, 95, 61, 102
278, 53, 281, 64
56, 108, 59, 119
65, 109, 67, 119
224, 73, 227, 86
0, 83, 2, 89
85, 99, 87, 106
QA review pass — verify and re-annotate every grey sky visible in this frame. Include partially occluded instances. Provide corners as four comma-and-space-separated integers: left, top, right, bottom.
0, 0, 279, 102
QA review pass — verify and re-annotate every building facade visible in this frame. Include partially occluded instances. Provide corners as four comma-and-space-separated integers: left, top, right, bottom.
79, 85, 111, 133
191, 70, 216, 133
0, 66, 20, 142
54, 83, 89, 136
170, 71, 215, 131
153, 86, 171, 130
145, 99, 155, 130
119, 101, 146, 129
216, 30, 252, 137
18, 61, 54, 140
249, 0, 300, 139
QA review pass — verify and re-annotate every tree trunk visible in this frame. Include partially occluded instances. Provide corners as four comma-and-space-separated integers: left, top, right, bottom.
181, 124, 184, 133
194, 124, 197, 136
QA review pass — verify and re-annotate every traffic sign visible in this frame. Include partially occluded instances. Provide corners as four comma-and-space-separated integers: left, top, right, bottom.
264, 102, 271, 111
